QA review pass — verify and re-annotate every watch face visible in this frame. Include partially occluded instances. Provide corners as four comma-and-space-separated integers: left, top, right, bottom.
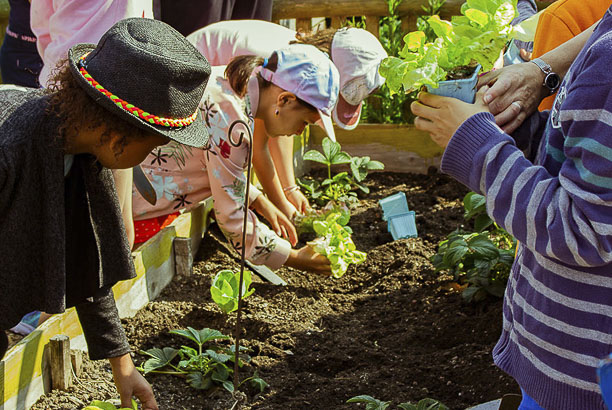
545, 73, 561, 92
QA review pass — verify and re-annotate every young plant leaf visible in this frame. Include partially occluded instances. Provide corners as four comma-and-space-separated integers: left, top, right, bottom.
303, 149, 328, 165
346, 395, 391, 410
140, 347, 179, 374
210, 269, 255, 313
250, 372, 269, 392
187, 372, 212, 390
206, 349, 232, 364
222, 380, 235, 393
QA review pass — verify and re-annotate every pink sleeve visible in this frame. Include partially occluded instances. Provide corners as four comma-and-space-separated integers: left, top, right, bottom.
203, 95, 291, 270
32, 0, 153, 87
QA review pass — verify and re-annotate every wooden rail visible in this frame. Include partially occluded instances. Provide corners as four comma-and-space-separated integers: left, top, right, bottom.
273, 0, 552, 37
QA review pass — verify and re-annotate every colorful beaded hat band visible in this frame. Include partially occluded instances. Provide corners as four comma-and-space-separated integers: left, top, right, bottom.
78, 53, 197, 128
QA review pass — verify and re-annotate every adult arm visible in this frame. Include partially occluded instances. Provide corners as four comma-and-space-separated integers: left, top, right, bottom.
477, 23, 597, 133
415, 34, 612, 267
30, 0, 153, 87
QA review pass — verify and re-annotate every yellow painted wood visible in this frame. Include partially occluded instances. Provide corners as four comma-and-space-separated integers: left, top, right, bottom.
1, 310, 82, 403
1, 199, 213, 409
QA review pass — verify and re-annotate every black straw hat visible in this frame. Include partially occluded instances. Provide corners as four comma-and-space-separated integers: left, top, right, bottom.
68, 18, 210, 147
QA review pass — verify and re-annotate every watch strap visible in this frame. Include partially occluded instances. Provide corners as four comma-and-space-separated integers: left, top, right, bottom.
530, 57, 552, 75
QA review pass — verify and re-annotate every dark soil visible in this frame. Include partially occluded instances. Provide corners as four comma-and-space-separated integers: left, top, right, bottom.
446, 63, 480, 80
33, 171, 519, 410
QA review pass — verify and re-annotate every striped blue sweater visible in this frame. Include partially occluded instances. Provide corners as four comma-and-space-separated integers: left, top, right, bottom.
441, 8, 612, 409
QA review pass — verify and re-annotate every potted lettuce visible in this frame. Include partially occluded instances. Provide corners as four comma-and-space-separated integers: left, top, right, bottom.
380, 0, 518, 102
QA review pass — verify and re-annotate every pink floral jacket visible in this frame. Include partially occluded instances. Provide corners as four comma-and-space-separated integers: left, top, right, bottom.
133, 67, 291, 270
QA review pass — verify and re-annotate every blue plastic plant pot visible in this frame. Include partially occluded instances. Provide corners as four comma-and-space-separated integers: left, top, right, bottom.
378, 192, 409, 221
426, 64, 482, 103
597, 353, 612, 408
388, 211, 418, 240
503, 41, 527, 66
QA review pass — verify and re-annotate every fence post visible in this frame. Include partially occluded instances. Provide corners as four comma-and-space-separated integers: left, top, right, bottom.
365, 15, 380, 38
173, 237, 193, 276
47, 335, 72, 390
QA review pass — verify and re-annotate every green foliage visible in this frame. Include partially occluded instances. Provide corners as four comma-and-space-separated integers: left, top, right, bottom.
361, 0, 411, 124
398, 398, 449, 410
299, 137, 384, 206
138, 327, 266, 394
210, 269, 255, 314
347, 395, 390, 409
380, 0, 517, 93
84, 399, 137, 410
347, 395, 448, 410
431, 192, 516, 302
307, 211, 366, 278
294, 201, 351, 235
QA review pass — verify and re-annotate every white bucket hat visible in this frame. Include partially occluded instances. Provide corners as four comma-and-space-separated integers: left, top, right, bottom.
331, 27, 388, 130
260, 44, 340, 140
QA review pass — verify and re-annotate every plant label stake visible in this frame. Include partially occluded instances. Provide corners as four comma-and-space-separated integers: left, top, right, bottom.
227, 119, 254, 393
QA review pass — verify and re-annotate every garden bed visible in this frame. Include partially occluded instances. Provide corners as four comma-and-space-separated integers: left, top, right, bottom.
32, 171, 519, 409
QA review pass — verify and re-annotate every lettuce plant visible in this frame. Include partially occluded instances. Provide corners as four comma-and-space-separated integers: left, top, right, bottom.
380, 0, 518, 93
210, 269, 255, 314
84, 400, 137, 410
307, 211, 366, 278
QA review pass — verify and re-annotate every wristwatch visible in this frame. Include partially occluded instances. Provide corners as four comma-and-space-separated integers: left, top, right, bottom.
530, 58, 561, 94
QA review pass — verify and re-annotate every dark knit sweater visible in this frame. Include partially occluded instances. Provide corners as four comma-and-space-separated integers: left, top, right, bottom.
440, 8, 612, 409
0, 86, 135, 360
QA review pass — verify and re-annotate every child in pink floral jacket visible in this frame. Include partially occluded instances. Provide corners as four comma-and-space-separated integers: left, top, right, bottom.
133, 45, 339, 275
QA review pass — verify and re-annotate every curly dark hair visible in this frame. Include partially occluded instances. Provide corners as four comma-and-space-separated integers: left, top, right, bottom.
46, 59, 151, 157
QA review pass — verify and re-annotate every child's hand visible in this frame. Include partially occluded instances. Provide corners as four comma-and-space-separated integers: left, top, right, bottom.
285, 189, 311, 214
109, 353, 158, 410
252, 195, 298, 246
411, 89, 490, 148
286, 246, 332, 276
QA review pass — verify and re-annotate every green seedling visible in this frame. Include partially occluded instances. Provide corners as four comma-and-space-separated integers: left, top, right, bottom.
308, 212, 366, 278
431, 192, 516, 302
138, 327, 267, 394
84, 399, 137, 410
299, 137, 384, 206
210, 269, 255, 314
348, 395, 448, 410
380, 0, 517, 93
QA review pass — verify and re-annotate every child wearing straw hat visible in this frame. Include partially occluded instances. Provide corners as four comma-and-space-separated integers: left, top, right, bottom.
0, 18, 211, 409
132, 44, 339, 275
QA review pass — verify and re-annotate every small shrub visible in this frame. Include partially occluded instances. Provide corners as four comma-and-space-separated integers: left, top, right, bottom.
431, 192, 516, 302
138, 327, 267, 394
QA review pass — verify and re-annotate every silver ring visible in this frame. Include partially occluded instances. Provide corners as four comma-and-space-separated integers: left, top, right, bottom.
511, 101, 522, 110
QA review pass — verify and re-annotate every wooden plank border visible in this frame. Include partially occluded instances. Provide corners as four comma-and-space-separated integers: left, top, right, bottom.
0, 198, 213, 410
308, 124, 443, 174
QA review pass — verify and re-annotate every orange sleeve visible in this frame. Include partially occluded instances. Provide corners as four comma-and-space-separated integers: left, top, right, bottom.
532, 0, 610, 110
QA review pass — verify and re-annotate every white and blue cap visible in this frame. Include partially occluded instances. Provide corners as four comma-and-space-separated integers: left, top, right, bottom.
331, 27, 387, 130
260, 44, 340, 140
